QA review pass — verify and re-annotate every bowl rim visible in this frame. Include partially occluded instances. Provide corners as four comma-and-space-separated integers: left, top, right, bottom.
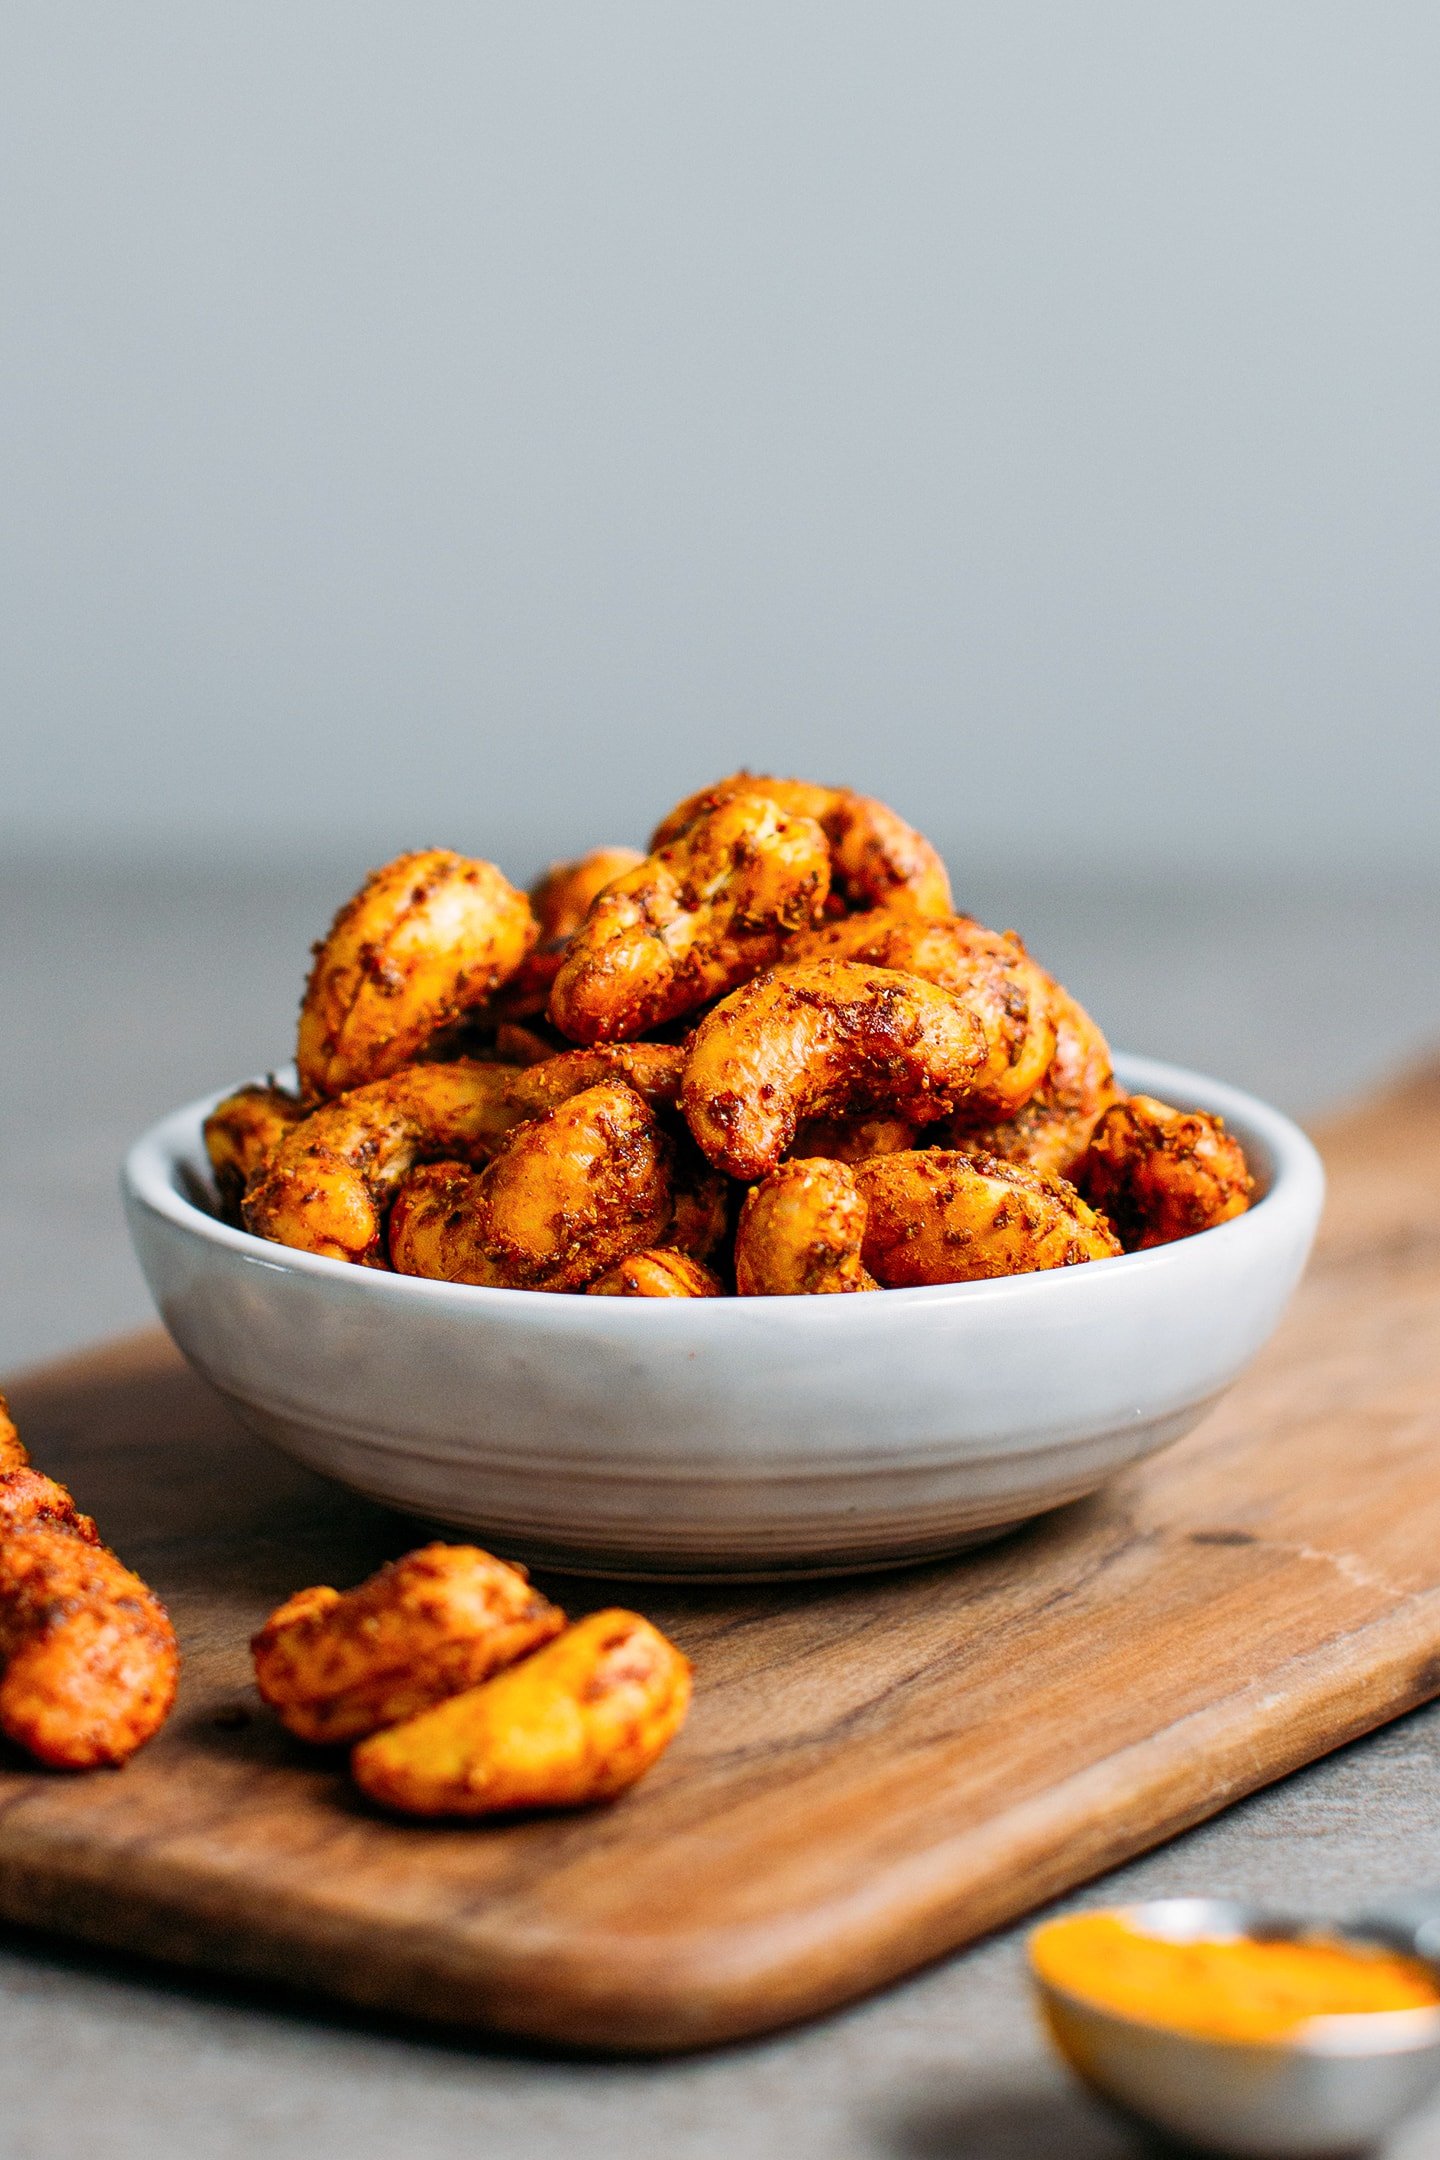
122, 1050, 1325, 1322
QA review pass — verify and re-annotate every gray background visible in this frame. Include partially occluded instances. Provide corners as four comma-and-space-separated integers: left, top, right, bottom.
4, 11, 1440, 2158
2, 2, 1437, 874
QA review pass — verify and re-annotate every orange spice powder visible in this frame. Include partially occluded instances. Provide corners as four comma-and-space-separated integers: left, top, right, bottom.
1030, 1911, 1440, 2044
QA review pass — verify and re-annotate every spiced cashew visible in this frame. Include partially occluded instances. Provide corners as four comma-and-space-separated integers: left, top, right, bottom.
652, 773, 953, 916
734, 1158, 876, 1296
203, 1082, 309, 1217
0, 1465, 99, 1545
786, 911, 1057, 1119
0, 1527, 179, 1769
351, 1608, 692, 1816
1081, 1094, 1254, 1250
244, 1060, 522, 1266
938, 986, 1119, 1177
680, 959, 988, 1180
252, 1544, 565, 1745
548, 794, 831, 1043
503, 1054, 724, 1256
498, 846, 647, 1018
587, 1251, 723, 1297
853, 1150, 1121, 1285
389, 1081, 673, 1291
298, 850, 537, 1099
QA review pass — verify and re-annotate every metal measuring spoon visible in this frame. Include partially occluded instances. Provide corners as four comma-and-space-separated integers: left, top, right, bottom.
1030, 1896, 1440, 2158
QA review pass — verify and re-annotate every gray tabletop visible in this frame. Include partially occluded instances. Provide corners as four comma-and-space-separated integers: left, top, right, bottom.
4, 856, 1440, 2160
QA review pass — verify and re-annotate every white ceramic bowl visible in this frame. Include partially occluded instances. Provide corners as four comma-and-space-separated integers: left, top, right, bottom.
122, 1055, 1324, 1579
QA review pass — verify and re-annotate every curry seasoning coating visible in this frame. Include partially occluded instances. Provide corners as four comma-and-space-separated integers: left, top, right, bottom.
496, 846, 648, 1019
587, 1250, 723, 1297
389, 1081, 673, 1291
251, 1544, 565, 1745
734, 1158, 877, 1296
502, 1042, 684, 1120
298, 850, 537, 1099
0, 1466, 100, 1545
937, 985, 1119, 1177
786, 911, 1057, 1120
652, 772, 953, 917
1081, 1093, 1254, 1250
243, 1059, 522, 1266
680, 959, 988, 1181
351, 1608, 692, 1817
852, 1149, 1121, 1287
549, 794, 831, 1043
0, 1525, 179, 1769
203, 1082, 309, 1217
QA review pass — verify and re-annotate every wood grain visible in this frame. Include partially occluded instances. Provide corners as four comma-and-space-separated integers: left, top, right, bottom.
1, 1062, 1439, 2052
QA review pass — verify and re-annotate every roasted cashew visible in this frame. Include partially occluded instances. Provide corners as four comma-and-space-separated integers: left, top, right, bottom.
497, 846, 647, 1019
652, 772, 952, 916
587, 1250, 723, 1297
502, 1046, 726, 1255
548, 794, 831, 1044
0, 1465, 99, 1545
251, 1544, 565, 1745
734, 1159, 877, 1296
1081, 1093, 1253, 1250
937, 985, 1119, 1177
298, 850, 537, 1099
853, 1149, 1121, 1285
389, 1081, 673, 1292
244, 1060, 522, 1266
0, 1527, 179, 1769
0, 1397, 178, 1769
203, 1082, 309, 1217
786, 911, 1057, 1119
680, 959, 988, 1180
351, 1608, 692, 1816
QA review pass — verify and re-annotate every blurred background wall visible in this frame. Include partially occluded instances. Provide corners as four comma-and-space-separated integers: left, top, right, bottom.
3, 1, 1437, 879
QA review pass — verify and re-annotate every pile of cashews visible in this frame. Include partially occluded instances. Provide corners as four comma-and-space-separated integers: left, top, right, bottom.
206, 772, 1253, 1297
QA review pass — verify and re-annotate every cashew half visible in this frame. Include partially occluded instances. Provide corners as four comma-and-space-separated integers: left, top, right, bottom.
252, 1545, 565, 1745
351, 1609, 692, 1816
299, 850, 537, 1098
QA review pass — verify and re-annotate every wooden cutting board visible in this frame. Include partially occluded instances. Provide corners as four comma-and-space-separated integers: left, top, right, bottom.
2, 1063, 1440, 2053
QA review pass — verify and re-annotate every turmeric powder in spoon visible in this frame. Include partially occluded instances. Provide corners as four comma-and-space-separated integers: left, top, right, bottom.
1030, 1911, 1440, 2045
